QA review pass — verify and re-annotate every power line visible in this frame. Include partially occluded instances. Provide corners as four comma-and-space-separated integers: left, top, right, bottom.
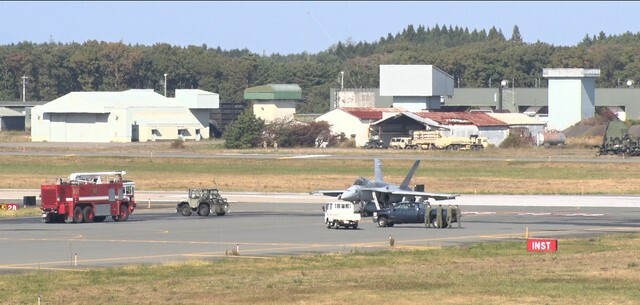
307, 11, 361, 88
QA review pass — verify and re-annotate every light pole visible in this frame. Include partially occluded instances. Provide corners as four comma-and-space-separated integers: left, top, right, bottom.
498, 79, 508, 111
21, 75, 29, 102
340, 71, 344, 90
164, 73, 168, 97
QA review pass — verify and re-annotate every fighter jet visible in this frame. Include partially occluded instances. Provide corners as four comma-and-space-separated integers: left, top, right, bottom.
312, 159, 458, 214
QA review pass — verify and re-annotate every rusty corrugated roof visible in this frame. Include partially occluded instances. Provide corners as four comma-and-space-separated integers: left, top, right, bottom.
340, 107, 403, 120
415, 112, 507, 127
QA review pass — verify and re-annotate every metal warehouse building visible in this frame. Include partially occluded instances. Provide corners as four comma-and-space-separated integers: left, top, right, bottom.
31, 89, 219, 143
372, 112, 509, 146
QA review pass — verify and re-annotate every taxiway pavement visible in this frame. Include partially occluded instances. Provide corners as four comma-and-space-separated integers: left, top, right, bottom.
1, 192, 639, 272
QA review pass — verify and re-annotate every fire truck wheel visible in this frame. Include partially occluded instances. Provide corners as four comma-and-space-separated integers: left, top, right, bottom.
82, 206, 94, 223
112, 204, 130, 222
93, 216, 107, 222
73, 206, 84, 223
197, 203, 210, 216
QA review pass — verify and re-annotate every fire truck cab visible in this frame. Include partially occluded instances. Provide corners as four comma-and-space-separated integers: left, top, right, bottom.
41, 171, 136, 223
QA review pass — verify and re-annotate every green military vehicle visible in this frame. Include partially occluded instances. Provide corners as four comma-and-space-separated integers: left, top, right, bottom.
177, 188, 230, 217
364, 138, 386, 149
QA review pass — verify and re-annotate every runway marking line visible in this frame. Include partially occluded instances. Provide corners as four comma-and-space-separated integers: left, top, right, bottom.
277, 155, 330, 160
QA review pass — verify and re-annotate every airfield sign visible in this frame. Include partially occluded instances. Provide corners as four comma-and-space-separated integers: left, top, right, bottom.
527, 239, 558, 252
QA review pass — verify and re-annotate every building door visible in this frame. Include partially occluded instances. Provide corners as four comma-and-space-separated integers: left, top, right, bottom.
131, 124, 139, 142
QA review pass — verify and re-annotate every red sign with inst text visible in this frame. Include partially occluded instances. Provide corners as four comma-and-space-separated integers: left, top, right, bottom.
527, 239, 557, 252
0, 203, 19, 211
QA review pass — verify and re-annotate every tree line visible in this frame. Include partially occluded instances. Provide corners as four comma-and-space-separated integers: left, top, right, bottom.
2, 24, 640, 113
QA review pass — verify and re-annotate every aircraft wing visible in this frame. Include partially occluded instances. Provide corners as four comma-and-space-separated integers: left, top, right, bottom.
310, 190, 345, 197
358, 187, 457, 201
390, 189, 459, 201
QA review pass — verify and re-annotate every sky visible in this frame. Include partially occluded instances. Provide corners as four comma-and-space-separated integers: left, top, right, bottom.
2, 1, 639, 55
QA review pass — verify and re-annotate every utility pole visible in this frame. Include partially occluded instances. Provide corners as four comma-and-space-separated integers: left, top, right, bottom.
340, 71, 344, 90
21, 75, 29, 102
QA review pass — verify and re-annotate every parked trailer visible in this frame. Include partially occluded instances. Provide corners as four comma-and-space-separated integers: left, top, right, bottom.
431, 134, 489, 151
40, 171, 136, 223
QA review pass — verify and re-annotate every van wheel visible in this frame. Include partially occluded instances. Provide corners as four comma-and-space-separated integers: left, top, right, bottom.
326, 220, 332, 229
333, 221, 340, 229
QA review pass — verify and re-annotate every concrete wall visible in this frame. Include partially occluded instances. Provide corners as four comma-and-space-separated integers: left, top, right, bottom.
253, 100, 296, 122
548, 78, 596, 130
330, 88, 393, 110
334, 90, 376, 108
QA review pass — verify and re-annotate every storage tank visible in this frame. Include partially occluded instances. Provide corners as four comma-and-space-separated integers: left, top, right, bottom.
537, 132, 566, 146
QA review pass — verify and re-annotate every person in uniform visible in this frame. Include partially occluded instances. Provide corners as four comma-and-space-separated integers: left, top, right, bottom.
424, 202, 432, 228
436, 204, 443, 228
446, 204, 453, 229
455, 205, 462, 228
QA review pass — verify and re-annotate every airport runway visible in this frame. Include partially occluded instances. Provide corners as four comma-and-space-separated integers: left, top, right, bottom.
1, 191, 639, 272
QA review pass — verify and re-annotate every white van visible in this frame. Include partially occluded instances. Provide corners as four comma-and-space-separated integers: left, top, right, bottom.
323, 202, 361, 229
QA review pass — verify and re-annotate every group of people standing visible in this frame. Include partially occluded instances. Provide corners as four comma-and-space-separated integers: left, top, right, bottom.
424, 203, 461, 229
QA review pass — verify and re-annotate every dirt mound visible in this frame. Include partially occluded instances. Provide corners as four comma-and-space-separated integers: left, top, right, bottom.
629, 125, 640, 138
564, 123, 607, 138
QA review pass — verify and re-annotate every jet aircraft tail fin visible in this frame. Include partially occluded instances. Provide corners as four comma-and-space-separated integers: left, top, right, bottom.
399, 160, 420, 190
374, 158, 383, 183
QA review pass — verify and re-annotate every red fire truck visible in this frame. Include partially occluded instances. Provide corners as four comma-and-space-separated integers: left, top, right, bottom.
40, 171, 136, 223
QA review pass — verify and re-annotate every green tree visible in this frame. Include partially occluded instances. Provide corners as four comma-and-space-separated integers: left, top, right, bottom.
223, 108, 265, 148
510, 25, 523, 43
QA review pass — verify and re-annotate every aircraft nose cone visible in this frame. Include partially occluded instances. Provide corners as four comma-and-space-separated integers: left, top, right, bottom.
340, 187, 359, 201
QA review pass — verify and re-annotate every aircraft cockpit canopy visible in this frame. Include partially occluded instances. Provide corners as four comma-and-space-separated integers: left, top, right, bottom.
353, 177, 369, 186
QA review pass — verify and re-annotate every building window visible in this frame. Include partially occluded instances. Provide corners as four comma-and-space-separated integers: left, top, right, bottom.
178, 129, 191, 137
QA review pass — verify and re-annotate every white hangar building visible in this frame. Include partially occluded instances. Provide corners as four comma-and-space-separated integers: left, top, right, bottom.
31, 89, 219, 143
315, 107, 402, 147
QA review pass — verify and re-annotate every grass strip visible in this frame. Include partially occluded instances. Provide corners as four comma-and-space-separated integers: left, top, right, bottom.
1, 156, 640, 194
1, 233, 639, 305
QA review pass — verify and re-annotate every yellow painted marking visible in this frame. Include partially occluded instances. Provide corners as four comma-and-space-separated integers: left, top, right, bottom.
0, 266, 88, 272
184, 254, 272, 259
